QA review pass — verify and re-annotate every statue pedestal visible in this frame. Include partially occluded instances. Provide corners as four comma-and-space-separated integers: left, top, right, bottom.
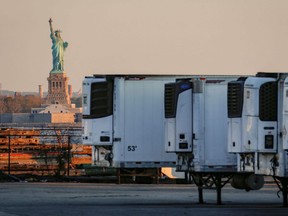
46, 71, 70, 105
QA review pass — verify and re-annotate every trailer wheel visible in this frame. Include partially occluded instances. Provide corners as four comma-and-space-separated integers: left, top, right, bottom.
231, 174, 264, 191
245, 174, 264, 190
230, 174, 246, 190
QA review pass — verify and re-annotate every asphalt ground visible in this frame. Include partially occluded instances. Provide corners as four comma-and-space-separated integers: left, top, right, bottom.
0, 182, 287, 216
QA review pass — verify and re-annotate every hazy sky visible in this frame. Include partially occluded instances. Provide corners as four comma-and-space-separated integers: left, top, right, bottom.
1, 0, 288, 92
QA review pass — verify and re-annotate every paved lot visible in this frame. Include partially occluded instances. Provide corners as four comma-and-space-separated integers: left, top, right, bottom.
0, 182, 287, 216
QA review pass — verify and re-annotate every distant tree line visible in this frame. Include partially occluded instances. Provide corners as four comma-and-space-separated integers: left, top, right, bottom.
0, 95, 43, 113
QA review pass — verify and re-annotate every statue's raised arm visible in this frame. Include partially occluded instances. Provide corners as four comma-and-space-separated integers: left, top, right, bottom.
49, 18, 54, 35
48, 18, 68, 72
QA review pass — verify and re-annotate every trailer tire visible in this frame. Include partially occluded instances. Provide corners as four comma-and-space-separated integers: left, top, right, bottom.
245, 174, 264, 190
231, 174, 246, 190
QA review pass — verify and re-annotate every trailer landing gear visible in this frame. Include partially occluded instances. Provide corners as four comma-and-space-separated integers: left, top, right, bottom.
191, 172, 233, 205
273, 176, 288, 207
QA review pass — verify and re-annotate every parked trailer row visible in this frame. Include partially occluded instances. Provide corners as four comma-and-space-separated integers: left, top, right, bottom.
164, 72, 288, 205
81, 75, 237, 180
82, 74, 288, 206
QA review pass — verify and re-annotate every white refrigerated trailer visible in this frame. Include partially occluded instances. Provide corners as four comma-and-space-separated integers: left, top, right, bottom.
227, 72, 288, 206
82, 75, 188, 182
164, 76, 243, 204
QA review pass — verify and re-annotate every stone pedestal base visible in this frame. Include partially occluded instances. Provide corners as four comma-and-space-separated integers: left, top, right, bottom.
46, 71, 71, 104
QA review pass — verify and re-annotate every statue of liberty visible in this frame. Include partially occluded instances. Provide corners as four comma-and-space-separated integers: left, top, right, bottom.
49, 18, 68, 72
